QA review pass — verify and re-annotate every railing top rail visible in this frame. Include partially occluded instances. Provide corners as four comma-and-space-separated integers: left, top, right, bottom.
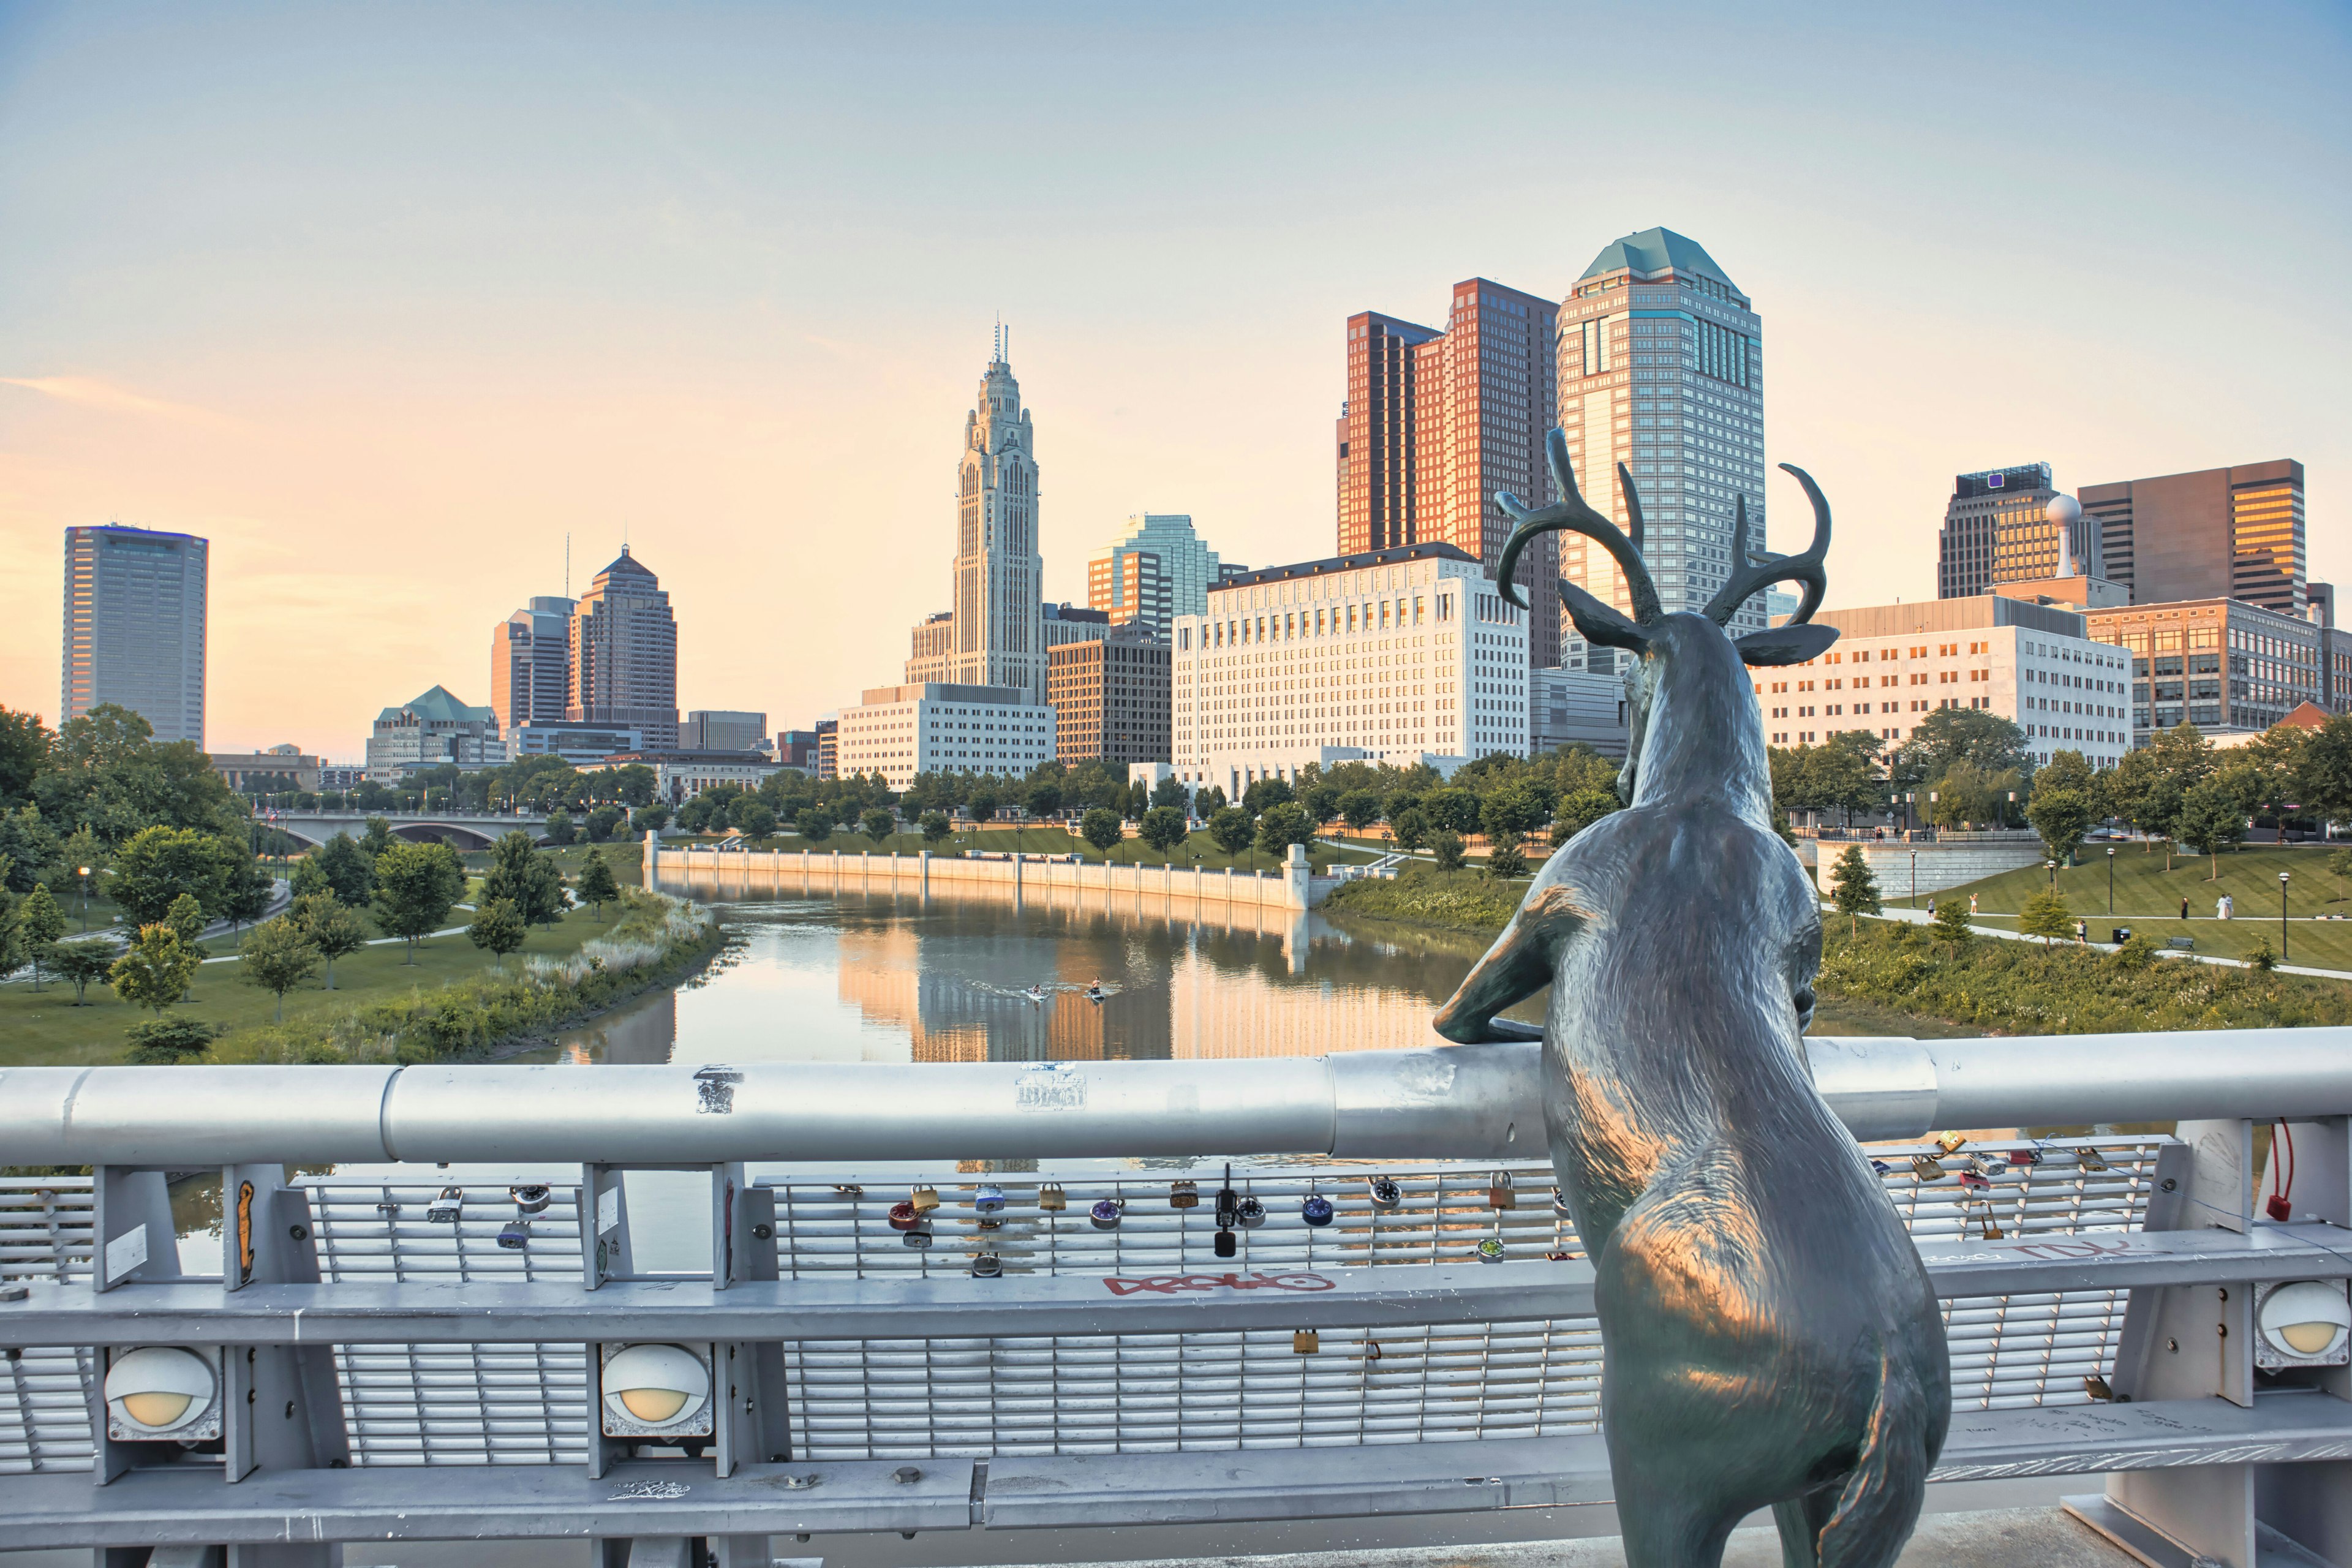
5, 1028, 2351, 1167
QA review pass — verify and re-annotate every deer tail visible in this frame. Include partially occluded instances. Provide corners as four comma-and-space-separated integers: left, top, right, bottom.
1815, 1344, 1932, 1568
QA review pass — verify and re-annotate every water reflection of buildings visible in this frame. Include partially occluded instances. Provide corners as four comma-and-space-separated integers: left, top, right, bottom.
821, 893, 1452, 1065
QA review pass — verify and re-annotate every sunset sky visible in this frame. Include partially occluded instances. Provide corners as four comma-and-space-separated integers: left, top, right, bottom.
2, 2, 2346, 758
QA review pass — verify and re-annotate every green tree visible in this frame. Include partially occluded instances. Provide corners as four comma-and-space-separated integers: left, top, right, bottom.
164, 892, 206, 997
359, 816, 396, 861
1886, 708, 2030, 796
574, 850, 619, 919
1931, 893, 1973, 954
2330, 846, 2352, 905
2026, 788, 2095, 867
1427, 827, 1466, 872
372, 840, 467, 963
1485, 829, 1528, 880
2176, 774, 2249, 880
1139, 805, 1189, 859
466, 898, 529, 970
2242, 724, 2306, 842
1207, 807, 1255, 859
108, 924, 202, 1016
1338, 791, 1381, 834
34, 704, 243, 845
311, 832, 377, 905
2241, 933, 2278, 971
1552, 786, 1623, 847
1080, 807, 1125, 858
1828, 845, 1881, 937
1025, 781, 1064, 820
1254, 802, 1315, 860
482, 831, 567, 925
1242, 777, 1294, 815
861, 808, 894, 849
2299, 712, 2352, 832
108, 825, 237, 924
965, 790, 998, 843
0, 804, 61, 893
731, 799, 777, 839
222, 854, 274, 933
2018, 886, 2075, 949
239, 916, 319, 1022
2032, 749, 2103, 812
1389, 807, 1430, 853
0, 703, 50, 803
919, 810, 952, 848
2106, 748, 2182, 853
634, 803, 671, 833
48, 938, 118, 1004
17, 883, 64, 990
1422, 788, 1482, 835
292, 892, 367, 989
542, 807, 578, 846
584, 804, 624, 843
124, 1016, 219, 1064
797, 806, 834, 845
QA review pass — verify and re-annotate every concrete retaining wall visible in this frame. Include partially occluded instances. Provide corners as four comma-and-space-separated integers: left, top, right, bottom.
644, 839, 1315, 911
1813, 841, 2046, 902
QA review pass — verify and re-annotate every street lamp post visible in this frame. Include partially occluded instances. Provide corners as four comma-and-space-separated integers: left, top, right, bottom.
2005, 790, 2018, 831
77, 865, 91, 932
2046, 859, 2057, 888
2107, 846, 2116, 914
1902, 792, 1915, 834
2280, 870, 2291, 962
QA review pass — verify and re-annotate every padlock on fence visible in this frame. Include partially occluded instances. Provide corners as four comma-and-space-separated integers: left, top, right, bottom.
1488, 1171, 1516, 1210
1366, 1177, 1401, 1210
426, 1187, 462, 1224
1213, 1229, 1237, 1259
888, 1201, 922, 1232
974, 1185, 1006, 1215
1236, 1196, 1267, 1229
1909, 1155, 1945, 1182
1170, 1180, 1199, 1210
1292, 1330, 1319, 1355
909, 1185, 941, 1215
1090, 1198, 1124, 1231
1038, 1183, 1067, 1212
1301, 1194, 1334, 1228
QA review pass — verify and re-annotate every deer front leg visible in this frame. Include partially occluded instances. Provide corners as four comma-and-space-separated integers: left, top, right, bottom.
1433, 883, 1588, 1043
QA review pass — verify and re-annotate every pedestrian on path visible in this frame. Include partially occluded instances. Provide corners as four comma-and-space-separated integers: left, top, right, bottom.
2218, 894, 2234, 920
1969, 893, 1978, 917
2181, 895, 2189, 920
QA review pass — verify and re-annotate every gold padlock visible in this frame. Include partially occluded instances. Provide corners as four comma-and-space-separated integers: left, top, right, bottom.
1935, 1131, 1969, 1156
1292, 1329, 1319, 1354
1980, 1213, 2005, 1240
1487, 1171, 1516, 1210
1170, 1180, 1199, 1210
909, 1185, 940, 1215
2073, 1147, 2110, 1173
1038, 1183, 1067, 1212
1909, 1156, 1945, 1182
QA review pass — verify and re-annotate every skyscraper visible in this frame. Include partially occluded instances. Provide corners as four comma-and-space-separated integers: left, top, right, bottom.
902, 339, 1047, 702
567, 547, 679, 750
1337, 281, 1561, 667
1556, 228, 1766, 669
491, 595, 575, 731
61, 524, 208, 744
1089, 513, 1224, 637
2080, 460, 2307, 617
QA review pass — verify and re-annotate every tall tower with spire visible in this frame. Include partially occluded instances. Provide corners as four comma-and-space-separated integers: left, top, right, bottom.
908, 334, 1046, 701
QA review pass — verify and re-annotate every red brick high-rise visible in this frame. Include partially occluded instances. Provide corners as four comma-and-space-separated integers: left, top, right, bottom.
1338, 280, 1559, 668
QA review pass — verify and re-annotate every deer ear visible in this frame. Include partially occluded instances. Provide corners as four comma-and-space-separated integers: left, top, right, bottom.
1735, 623, 1839, 666
1559, 582, 1651, 650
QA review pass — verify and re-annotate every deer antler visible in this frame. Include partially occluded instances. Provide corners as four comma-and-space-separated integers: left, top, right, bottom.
1701, 464, 1831, 627
1494, 430, 1661, 626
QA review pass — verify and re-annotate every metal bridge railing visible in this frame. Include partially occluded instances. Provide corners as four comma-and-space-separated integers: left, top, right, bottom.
1, 1038, 2348, 1566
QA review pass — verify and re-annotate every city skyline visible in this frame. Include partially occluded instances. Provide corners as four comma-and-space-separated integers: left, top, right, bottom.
2, 4, 2345, 755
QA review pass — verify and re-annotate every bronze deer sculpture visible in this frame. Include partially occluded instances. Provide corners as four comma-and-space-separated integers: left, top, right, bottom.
1434, 431, 1948, 1568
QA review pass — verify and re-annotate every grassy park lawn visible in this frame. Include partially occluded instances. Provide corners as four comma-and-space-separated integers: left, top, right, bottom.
709, 825, 1390, 875
0, 849, 648, 1069
1924, 842, 2352, 972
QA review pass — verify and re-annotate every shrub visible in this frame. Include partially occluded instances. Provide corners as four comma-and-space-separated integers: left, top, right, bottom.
125, 1017, 219, 1064
2242, 935, 2278, 971
1485, 831, 1527, 880
1428, 828, 1465, 872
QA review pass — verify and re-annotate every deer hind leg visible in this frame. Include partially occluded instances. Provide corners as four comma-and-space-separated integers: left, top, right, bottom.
1611, 1460, 1747, 1568
1771, 1486, 1839, 1568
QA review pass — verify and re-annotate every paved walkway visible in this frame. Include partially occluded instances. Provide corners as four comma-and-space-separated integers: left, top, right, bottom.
1850, 901, 2352, 981
995, 1506, 2135, 1568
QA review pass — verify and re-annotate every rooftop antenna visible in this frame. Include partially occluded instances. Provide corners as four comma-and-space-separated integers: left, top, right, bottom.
565, 533, 570, 598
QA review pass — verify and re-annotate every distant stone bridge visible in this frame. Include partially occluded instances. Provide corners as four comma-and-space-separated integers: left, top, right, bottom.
260, 811, 559, 851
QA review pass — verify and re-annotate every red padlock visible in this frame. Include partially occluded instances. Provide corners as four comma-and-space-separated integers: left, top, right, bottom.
888, 1200, 920, 1232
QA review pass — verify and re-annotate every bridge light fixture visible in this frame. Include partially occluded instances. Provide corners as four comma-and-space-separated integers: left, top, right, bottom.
600, 1342, 713, 1436
2255, 1281, 2350, 1368
104, 1346, 221, 1439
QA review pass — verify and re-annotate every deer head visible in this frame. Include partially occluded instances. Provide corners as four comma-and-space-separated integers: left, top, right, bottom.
1494, 430, 1838, 813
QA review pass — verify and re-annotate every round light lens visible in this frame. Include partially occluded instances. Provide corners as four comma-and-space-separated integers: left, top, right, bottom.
2260, 1281, 2350, 1362
601, 1343, 709, 1430
104, 1346, 216, 1435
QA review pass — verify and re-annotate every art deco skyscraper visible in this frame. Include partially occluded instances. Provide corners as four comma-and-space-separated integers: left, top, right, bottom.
61, 523, 208, 744
567, 547, 679, 750
1556, 228, 1766, 669
907, 337, 1047, 701
1337, 281, 1561, 667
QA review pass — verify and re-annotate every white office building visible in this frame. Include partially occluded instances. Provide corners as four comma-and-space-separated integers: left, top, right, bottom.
1766, 595, 2130, 769
1170, 543, 1528, 799
835, 682, 1058, 790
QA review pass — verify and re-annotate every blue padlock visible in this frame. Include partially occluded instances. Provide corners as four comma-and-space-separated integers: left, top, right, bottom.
974, 1185, 1006, 1215
1301, 1194, 1334, 1228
